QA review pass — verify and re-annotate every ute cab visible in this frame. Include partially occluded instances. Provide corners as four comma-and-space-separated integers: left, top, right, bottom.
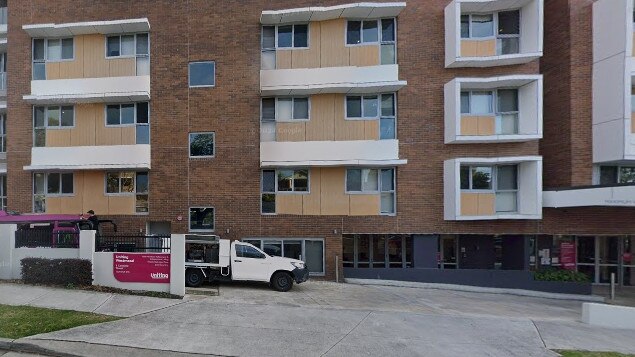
185, 235, 309, 292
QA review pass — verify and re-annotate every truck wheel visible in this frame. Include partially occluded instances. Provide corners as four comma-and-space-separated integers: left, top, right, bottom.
185, 269, 204, 287
271, 272, 294, 292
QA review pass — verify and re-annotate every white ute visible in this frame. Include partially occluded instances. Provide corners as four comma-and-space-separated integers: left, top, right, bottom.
184, 235, 309, 292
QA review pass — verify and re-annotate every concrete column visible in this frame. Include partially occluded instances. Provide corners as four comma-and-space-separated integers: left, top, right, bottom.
79, 230, 95, 261
412, 234, 439, 269
170, 234, 185, 296
0, 224, 16, 279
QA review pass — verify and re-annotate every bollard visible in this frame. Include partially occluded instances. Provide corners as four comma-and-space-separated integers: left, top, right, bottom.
610, 272, 615, 300
335, 255, 339, 283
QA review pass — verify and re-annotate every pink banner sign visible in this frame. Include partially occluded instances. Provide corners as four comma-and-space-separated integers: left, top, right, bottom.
559, 242, 576, 271
113, 253, 170, 283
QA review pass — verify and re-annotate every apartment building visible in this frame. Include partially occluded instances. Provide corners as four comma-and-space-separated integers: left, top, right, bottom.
3, 0, 634, 289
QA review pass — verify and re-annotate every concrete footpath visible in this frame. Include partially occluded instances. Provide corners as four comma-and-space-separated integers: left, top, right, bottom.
2, 282, 635, 357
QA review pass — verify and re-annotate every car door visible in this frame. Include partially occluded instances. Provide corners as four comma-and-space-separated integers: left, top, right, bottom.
231, 243, 272, 282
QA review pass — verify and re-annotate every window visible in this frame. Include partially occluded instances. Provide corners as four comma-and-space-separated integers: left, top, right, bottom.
189, 207, 214, 231
460, 166, 493, 190
33, 172, 74, 212
461, 89, 519, 135
189, 132, 215, 157
105, 171, 149, 211
0, 114, 5, 153
273, 24, 308, 48
244, 238, 324, 275
380, 93, 396, 139
106, 33, 150, 75
261, 169, 309, 214
261, 97, 310, 121
32, 38, 74, 79
600, 166, 635, 185
346, 168, 396, 214
236, 244, 266, 259
346, 19, 396, 64
106, 172, 135, 194
342, 234, 412, 269
460, 165, 518, 213
33, 106, 74, 147
0, 175, 5, 211
105, 102, 149, 144
189, 61, 215, 87
346, 95, 378, 119
135, 172, 149, 213
461, 11, 520, 55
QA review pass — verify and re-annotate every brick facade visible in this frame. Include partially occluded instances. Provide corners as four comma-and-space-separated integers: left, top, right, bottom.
6, 0, 635, 280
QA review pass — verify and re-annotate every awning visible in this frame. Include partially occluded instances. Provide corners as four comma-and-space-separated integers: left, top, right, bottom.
23, 18, 150, 38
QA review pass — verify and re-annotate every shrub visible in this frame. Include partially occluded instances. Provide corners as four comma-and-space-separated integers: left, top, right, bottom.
533, 268, 590, 283
21, 258, 92, 287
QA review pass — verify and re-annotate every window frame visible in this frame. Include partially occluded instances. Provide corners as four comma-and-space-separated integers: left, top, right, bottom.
105, 102, 149, 126
460, 89, 520, 135
346, 19, 380, 46
345, 167, 397, 215
345, 95, 380, 120
260, 169, 310, 215
242, 238, 325, 276
104, 171, 137, 196
460, 165, 495, 192
260, 97, 311, 122
189, 206, 215, 232
599, 166, 635, 185
0, 174, 6, 211
273, 23, 310, 50
188, 61, 216, 88
0, 114, 5, 154
460, 11, 522, 54
105, 33, 150, 59
188, 132, 216, 158
32, 38, 75, 62
33, 105, 76, 130
37, 172, 74, 197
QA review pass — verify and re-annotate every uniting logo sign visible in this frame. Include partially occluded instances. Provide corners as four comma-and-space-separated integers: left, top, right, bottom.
113, 253, 170, 283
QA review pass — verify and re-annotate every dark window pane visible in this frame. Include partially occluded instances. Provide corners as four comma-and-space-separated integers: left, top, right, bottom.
189, 62, 215, 87
136, 33, 149, 55
47, 173, 60, 194
293, 24, 308, 47
460, 92, 470, 114
381, 94, 395, 117
293, 169, 308, 192
372, 236, 386, 268
261, 193, 276, 213
34, 107, 45, 127
497, 89, 518, 112
261, 98, 276, 121
136, 102, 149, 123
136, 125, 150, 144
136, 172, 149, 193
190, 207, 214, 231
243, 245, 265, 259
347, 21, 361, 44
380, 118, 395, 140
106, 173, 120, 193
387, 236, 403, 267
106, 105, 120, 125
381, 169, 394, 191
600, 166, 618, 185
61, 106, 73, 126
381, 19, 395, 42
461, 15, 470, 38
343, 236, 355, 266
619, 167, 635, 183
277, 169, 293, 191
189, 133, 214, 157
261, 170, 276, 192
472, 14, 494, 37
498, 10, 520, 35
497, 165, 517, 190
120, 172, 134, 193
293, 97, 309, 119
460, 166, 470, 189
121, 104, 135, 124
305, 240, 324, 273
61, 173, 73, 194
262, 26, 276, 49
47, 107, 60, 127
107, 36, 120, 56
499, 37, 519, 55
61, 38, 73, 59
33, 63, 46, 80
346, 96, 362, 118
472, 167, 492, 190
33, 39, 45, 60
362, 20, 378, 42
277, 25, 293, 48
347, 169, 362, 191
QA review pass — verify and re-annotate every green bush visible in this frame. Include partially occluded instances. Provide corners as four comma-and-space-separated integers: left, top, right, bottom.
534, 268, 590, 283
21, 258, 92, 287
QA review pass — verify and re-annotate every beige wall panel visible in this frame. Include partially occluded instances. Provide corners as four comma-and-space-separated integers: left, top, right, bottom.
364, 120, 379, 140
302, 168, 321, 215
45, 197, 62, 214
460, 40, 479, 57
478, 116, 496, 135
478, 39, 496, 57
108, 57, 136, 77
45, 62, 61, 80
291, 22, 321, 69
121, 126, 136, 145
349, 194, 380, 216
58, 60, 84, 79
349, 45, 380, 67
306, 94, 335, 141
320, 167, 349, 215
477, 193, 496, 216
83, 34, 109, 78
336, 120, 366, 140
276, 50, 292, 69
82, 171, 109, 214
276, 194, 303, 215
45, 129, 71, 147
95, 125, 122, 146
276, 122, 305, 141
108, 195, 135, 215
71, 104, 98, 146
320, 19, 349, 67
460, 192, 478, 216
59, 196, 84, 215
460, 116, 478, 135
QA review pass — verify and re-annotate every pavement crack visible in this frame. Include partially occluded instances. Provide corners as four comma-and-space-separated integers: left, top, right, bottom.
128, 299, 189, 318
91, 294, 114, 314
531, 319, 547, 348
321, 310, 371, 356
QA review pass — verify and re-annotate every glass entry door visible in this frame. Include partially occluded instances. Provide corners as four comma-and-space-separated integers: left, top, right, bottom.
598, 236, 620, 284
623, 237, 635, 286
440, 236, 458, 269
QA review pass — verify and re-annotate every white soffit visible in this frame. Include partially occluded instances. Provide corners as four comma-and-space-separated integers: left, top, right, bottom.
24, 145, 151, 171
459, 0, 533, 13
23, 18, 150, 37
261, 2, 406, 24
457, 75, 541, 89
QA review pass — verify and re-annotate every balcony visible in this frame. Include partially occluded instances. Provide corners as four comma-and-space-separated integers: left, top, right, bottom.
544, 184, 635, 208
445, 0, 543, 68
444, 156, 542, 220
592, 0, 635, 163
444, 75, 542, 143
261, 64, 406, 96
24, 145, 150, 171
260, 140, 405, 167
22, 18, 149, 37
261, 2, 406, 24
23, 75, 150, 104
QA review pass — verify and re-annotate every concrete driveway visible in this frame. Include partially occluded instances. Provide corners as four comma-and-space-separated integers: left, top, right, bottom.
19, 282, 635, 357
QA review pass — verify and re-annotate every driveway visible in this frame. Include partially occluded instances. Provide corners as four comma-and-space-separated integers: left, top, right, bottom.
19, 282, 635, 357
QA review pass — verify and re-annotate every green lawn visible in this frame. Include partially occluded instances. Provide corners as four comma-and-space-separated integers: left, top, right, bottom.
556, 351, 635, 357
0, 304, 120, 339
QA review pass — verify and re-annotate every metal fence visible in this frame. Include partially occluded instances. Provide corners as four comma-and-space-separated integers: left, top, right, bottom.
15, 229, 80, 248
96, 235, 171, 252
